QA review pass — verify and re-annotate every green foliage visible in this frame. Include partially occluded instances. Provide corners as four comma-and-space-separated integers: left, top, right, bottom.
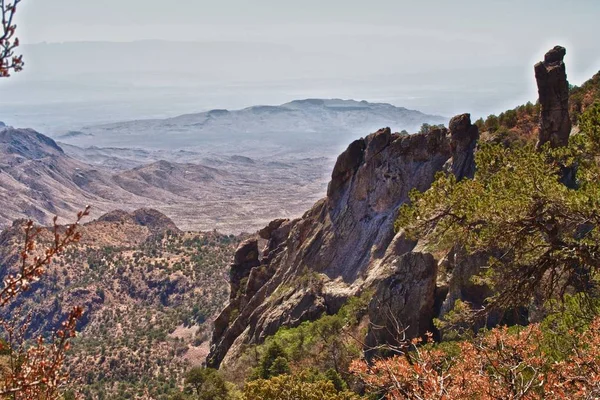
570, 72, 600, 123
579, 101, 600, 154
433, 299, 475, 341
269, 356, 291, 377
480, 100, 540, 144
540, 292, 600, 361
484, 114, 499, 132
184, 367, 229, 400
243, 373, 363, 400
324, 368, 348, 392
418, 123, 445, 135
254, 342, 289, 379
397, 104, 600, 312
245, 291, 372, 387
474, 117, 485, 132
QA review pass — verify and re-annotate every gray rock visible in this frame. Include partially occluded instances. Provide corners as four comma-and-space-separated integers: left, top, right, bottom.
230, 239, 260, 301
208, 114, 479, 369
535, 46, 571, 148
365, 252, 437, 359
448, 114, 479, 180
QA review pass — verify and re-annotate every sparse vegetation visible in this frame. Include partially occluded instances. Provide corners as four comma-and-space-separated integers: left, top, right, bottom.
0, 208, 89, 399
397, 102, 600, 314
358, 103, 600, 399
0, 214, 239, 399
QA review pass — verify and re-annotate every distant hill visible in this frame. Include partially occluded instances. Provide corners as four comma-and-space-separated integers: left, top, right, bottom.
56, 130, 93, 139
0, 99, 446, 232
58, 99, 446, 155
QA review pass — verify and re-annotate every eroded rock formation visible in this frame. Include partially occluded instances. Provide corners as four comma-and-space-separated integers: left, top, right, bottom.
447, 113, 479, 180
535, 45, 571, 148
207, 115, 481, 368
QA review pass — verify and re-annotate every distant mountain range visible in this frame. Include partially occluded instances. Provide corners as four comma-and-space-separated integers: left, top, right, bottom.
57, 99, 446, 156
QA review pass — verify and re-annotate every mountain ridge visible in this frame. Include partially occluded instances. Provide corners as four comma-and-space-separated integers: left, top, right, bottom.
206, 46, 594, 374
57, 99, 446, 154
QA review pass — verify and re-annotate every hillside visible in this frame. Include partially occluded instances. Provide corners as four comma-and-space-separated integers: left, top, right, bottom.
0, 209, 239, 399
0, 99, 446, 234
0, 126, 330, 232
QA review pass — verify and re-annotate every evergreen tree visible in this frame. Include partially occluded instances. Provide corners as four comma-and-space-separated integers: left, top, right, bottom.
397, 103, 600, 313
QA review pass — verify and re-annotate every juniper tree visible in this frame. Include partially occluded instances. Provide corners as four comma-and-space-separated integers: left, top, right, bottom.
396, 102, 600, 314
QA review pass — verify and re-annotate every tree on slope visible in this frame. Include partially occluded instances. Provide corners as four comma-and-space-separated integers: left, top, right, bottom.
396, 102, 600, 314
348, 103, 600, 400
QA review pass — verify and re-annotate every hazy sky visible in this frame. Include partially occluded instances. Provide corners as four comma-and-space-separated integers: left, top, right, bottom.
17, 0, 598, 53
1, 0, 599, 133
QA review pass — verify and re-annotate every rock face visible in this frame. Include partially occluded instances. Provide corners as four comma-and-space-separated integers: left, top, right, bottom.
365, 252, 437, 359
229, 239, 260, 301
447, 114, 479, 180
535, 46, 571, 148
207, 116, 480, 368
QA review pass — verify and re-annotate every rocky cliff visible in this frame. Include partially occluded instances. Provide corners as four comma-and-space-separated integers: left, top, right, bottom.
207, 115, 480, 368
207, 46, 572, 369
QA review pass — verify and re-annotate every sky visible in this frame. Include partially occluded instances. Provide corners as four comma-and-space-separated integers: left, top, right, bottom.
1, 0, 599, 133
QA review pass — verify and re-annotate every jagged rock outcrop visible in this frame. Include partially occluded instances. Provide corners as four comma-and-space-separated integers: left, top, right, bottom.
447, 113, 479, 180
229, 239, 260, 301
535, 45, 571, 149
207, 115, 480, 368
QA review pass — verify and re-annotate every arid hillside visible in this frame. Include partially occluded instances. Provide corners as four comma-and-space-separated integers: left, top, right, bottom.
0, 209, 239, 399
